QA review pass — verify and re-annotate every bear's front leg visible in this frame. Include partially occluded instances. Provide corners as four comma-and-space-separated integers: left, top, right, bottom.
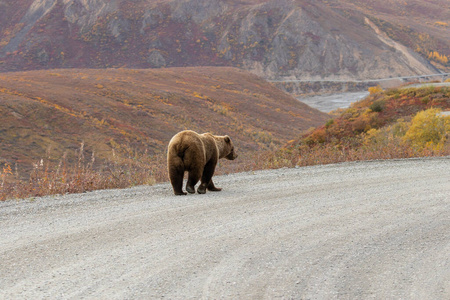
207, 180, 222, 191
198, 160, 217, 194
198, 180, 221, 193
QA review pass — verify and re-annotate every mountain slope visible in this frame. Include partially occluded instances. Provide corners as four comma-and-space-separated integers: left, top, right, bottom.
331, 0, 450, 72
0, 0, 445, 79
0, 67, 328, 171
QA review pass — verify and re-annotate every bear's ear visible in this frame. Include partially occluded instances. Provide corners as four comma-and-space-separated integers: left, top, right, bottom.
224, 136, 231, 143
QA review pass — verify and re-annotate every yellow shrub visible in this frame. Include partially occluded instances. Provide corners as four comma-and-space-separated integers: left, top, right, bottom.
368, 85, 383, 95
363, 117, 409, 146
363, 128, 387, 146
403, 108, 450, 150
434, 21, 449, 27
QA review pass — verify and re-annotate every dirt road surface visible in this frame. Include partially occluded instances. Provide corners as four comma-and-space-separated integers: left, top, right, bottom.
1, 157, 449, 299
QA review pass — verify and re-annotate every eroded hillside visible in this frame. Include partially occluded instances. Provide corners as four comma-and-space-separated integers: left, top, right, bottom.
0, 0, 446, 79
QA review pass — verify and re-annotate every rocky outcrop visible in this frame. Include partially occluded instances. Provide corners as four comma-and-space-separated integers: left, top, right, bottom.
63, 0, 118, 30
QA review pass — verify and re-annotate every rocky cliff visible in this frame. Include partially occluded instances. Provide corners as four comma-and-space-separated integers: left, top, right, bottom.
0, 0, 447, 79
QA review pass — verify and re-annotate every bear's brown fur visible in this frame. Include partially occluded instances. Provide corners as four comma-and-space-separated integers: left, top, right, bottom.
167, 130, 237, 195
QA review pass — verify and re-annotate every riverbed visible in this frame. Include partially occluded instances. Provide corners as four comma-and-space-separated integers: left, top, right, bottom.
298, 91, 370, 113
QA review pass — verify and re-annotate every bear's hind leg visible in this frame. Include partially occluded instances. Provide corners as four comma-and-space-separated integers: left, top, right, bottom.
186, 169, 202, 194
169, 160, 186, 195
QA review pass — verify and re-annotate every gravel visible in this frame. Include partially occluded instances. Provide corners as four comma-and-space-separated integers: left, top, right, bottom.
297, 91, 370, 112
1, 157, 449, 299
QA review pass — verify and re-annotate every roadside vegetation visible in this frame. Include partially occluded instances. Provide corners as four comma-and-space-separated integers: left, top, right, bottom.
1, 85, 449, 201
261, 84, 450, 169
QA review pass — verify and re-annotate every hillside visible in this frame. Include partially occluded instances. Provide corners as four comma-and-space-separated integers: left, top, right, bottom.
0, 0, 446, 80
284, 85, 450, 166
0, 67, 328, 175
1, 72, 449, 200
332, 0, 450, 72
302, 85, 450, 145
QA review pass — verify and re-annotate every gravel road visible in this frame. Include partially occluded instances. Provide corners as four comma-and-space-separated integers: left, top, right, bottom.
1, 157, 449, 299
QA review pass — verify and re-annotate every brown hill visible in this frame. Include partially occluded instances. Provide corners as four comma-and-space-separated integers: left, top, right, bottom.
0, 67, 328, 174
0, 0, 445, 79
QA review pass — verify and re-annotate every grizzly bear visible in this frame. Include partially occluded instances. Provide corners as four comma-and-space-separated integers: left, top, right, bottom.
167, 130, 238, 195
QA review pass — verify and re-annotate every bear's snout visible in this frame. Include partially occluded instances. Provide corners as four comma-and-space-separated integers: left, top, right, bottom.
226, 151, 238, 160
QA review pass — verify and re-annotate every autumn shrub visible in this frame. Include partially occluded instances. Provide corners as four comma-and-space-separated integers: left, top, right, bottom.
403, 108, 450, 150
361, 119, 410, 155
253, 131, 273, 144
368, 85, 383, 95
421, 95, 431, 104
325, 119, 334, 128
391, 118, 410, 137
369, 99, 385, 112
386, 88, 401, 100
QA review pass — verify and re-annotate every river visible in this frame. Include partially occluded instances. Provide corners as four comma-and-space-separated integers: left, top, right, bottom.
297, 82, 450, 113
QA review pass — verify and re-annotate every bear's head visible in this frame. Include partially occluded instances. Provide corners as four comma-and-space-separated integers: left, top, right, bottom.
222, 136, 238, 160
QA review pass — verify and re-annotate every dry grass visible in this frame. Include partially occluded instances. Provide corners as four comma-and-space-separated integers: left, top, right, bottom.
0, 143, 165, 201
